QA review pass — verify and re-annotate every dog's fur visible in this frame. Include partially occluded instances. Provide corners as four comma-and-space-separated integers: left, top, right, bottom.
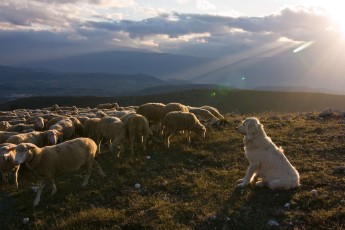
236, 117, 300, 190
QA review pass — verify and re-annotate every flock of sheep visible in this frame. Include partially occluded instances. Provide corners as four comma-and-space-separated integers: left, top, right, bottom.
0, 102, 225, 206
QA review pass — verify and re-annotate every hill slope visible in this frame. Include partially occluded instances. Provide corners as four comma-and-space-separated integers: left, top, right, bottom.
1, 88, 345, 113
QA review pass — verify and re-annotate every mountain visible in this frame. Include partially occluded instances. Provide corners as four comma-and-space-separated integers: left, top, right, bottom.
19, 51, 211, 79
0, 66, 167, 99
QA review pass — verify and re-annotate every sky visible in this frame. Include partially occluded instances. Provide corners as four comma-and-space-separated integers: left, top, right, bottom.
0, 0, 344, 65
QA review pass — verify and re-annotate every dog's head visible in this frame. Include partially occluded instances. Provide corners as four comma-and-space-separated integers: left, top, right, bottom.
236, 117, 262, 140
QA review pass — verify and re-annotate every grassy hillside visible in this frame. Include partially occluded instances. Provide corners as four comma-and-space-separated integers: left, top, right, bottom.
0, 112, 344, 229
1, 88, 345, 113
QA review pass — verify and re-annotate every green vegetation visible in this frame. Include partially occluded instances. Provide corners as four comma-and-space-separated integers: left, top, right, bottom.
0, 112, 344, 229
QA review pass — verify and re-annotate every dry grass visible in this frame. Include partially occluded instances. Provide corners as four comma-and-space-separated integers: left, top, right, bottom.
0, 112, 344, 229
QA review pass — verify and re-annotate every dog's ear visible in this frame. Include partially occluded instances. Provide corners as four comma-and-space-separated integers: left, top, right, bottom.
246, 121, 259, 140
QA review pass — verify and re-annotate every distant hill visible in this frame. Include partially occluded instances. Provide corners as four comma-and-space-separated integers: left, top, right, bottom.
0, 65, 168, 99
19, 51, 211, 79
2, 88, 345, 113
16, 42, 345, 95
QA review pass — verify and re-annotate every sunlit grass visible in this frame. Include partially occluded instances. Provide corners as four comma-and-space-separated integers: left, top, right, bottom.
0, 112, 344, 229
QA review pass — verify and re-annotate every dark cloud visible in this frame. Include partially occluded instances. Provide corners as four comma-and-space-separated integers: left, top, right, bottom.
0, 6, 342, 64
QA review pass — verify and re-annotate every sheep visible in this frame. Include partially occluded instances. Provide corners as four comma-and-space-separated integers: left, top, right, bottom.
188, 107, 218, 123
4, 117, 45, 132
68, 117, 84, 137
161, 102, 189, 120
0, 121, 11, 131
49, 119, 75, 142
119, 112, 136, 122
96, 103, 119, 110
13, 138, 105, 206
97, 117, 126, 154
162, 111, 206, 148
44, 115, 65, 129
95, 110, 107, 118
201, 105, 224, 120
83, 118, 101, 141
137, 103, 165, 123
0, 131, 19, 144
124, 114, 149, 155
6, 130, 61, 147
0, 143, 19, 189
0, 116, 19, 122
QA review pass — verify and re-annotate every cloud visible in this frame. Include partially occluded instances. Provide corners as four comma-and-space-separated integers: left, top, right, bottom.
0, 3, 342, 64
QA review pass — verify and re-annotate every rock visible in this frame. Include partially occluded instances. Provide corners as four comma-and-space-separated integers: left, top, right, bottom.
267, 220, 280, 228
310, 189, 318, 196
23, 217, 29, 224
134, 183, 141, 189
284, 203, 291, 208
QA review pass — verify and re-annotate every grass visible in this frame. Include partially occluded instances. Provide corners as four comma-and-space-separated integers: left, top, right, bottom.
0, 112, 344, 229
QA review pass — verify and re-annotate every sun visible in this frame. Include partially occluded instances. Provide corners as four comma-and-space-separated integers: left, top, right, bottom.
324, 5, 345, 36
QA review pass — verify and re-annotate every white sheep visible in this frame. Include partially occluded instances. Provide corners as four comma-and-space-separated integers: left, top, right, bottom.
188, 107, 218, 123
162, 111, 206, 148
0, 143, 19, 189
136, 102, 165, 123
6, 130, 61, 147
49, 118, 75, 142
124, 114, 149, 155
83, 118, 101, 141
0, 121, 11, 131
96, 103, 119, 110
201, 105, 224, 120
13, 137, 105, 206
161, 102, 189, 120
0, 131, 19, 144
97, 117, 126, 154
3, 117, 45, 132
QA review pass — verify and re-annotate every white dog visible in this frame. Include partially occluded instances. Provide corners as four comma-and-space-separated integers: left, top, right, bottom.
236, 117, 300, 190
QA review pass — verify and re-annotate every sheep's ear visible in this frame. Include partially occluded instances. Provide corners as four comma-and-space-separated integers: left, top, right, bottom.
8, 147, 16, 152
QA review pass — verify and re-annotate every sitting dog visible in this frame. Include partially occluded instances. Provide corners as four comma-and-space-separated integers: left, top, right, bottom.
236, 117, 300, 190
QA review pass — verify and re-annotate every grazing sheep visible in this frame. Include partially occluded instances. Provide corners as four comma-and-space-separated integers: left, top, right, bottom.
83, 118, 101, 141
75, 116, 89, 125
6, 130, 61, 147
162, 111, 206, 148
124, 114, 149, 155
44, 115, 65, 129
201, 105, 224, 119
49, 119, 75, 142
0, 131, 19, 144
97, 117, 126, 154
13, 138, 105, 206
95, 111, 107, 118
161, 102, 189, 120
96, 103, 119, 110
188, 107, 218, 122
0, 143, 19, 189
137, 103, 165, 123
119, 112, 136, 122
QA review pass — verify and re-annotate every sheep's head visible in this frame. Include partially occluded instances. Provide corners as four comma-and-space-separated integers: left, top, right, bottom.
0, 144, 16, 163
34, 117, 45, 130
0, 121, 10, 131
13, 143, 36, 165
46, 129, 63, 145
194, 124, 206, 139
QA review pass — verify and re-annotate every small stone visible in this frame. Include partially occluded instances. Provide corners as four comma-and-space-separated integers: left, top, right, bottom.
267, 220, 279, 228
23, 217, 29, 224
134, 183, 141, 189
146, 156, 151, 160
310, 189, 318, 196
284, 203, 291, 208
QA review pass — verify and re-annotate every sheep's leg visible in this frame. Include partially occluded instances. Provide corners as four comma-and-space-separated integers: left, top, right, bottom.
142, 135, 147, 152
93, 160, 106, 177
33, 181, 45, 207
13, 167, 20, 190
187, 131, 191, 144
51, 178, 57, 195
166, 134, 173, 148
82, 160, 93, 186
130, 135, 135, 156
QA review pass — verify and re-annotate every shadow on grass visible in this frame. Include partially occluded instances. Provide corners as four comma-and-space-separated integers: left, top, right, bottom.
195, 185, 297, 230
